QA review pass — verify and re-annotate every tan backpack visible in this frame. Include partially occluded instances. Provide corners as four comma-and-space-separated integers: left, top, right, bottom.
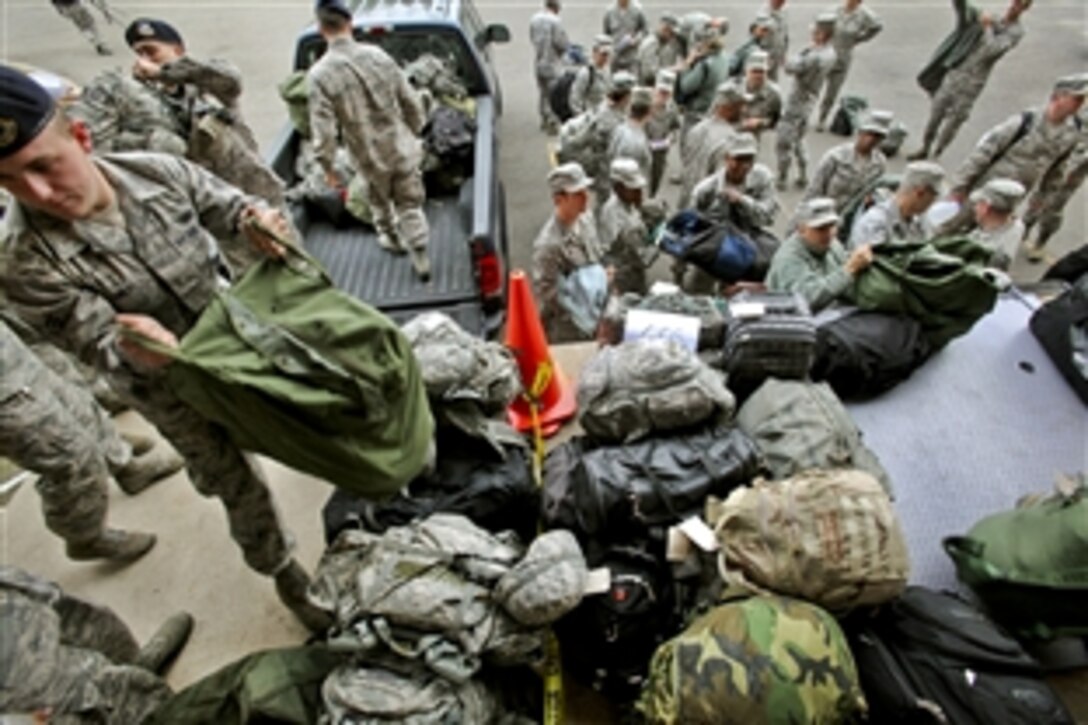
707, 469, 910, 613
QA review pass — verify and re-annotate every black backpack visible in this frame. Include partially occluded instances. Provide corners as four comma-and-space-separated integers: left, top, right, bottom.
1030, 275, 1088, 405
554, 545, 677, 701
548, 66, 591, 123
845, 587, 1074, 725
810, 310, 932, 399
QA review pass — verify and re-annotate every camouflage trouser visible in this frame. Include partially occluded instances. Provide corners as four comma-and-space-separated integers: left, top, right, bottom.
776, 113, 811, 183
0, 570, 170, 722
536, 69, 559, 127
54, 1, 102, 45
650, 147, 668, 197
115, 372, 294, 576
0, 352, 129, 548
818, 61, 850, 126
361, 163, 429, 251
1024, 155, 1088, 248
33, 340, 127, 414
922, 83, 982, 157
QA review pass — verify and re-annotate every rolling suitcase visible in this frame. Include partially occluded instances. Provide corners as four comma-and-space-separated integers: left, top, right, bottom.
722, 292, 816, 397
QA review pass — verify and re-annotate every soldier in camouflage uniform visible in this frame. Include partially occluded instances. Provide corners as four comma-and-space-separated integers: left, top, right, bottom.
967, 178, 1026, 269
597, 158, 652, 294
675, 23, 729, 155
764, 0, 790, 81
570, 36, 613, 117
680, 84, 748, 209
645, 70, 682, 197
588, 72, 636, 205
727, 14, 774, 81
768, 197, 873, 312
636, 12, 683, 87
775, 13, 837, 191
52, 0, 112, 56
850, 161, 944, 248
0, 320, 183, 562
529, 0, 569, 133
907, 0, 1030, 161
1022, 128, 1088, 260
602, 0, 648, 74
0, 565, 192, 723
685, 133, 780, 293
608, 86, 654, 187
124, 18, 287, 275
941, 74, 1086, 235
0, 65, 329, 632
531, 163, 605, 343
816, 0, 883, 131
804, 110, 891, 210
70, 68, 189, 157
727, 50, 782, 144
308, 1, 432, 280
638, 594, 867, 724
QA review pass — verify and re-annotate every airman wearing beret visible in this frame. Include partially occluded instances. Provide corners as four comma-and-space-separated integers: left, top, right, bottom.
766, 196, 873, 311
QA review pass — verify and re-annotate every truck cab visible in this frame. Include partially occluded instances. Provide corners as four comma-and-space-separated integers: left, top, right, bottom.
270, 0, 511, 337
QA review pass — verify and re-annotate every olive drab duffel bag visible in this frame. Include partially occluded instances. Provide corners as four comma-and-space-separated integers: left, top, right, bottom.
638, 595, 868, 725
707, 469, 910, 614
945, 474, 1088, 640
134, 252, 434, 499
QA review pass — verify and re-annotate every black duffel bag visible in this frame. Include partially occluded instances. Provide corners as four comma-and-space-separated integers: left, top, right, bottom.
658, 211, 779, 284
810, 309, 932, 399
322, 430, 538, 545
542, 424, 762, 555
1030, 275, 1088, 405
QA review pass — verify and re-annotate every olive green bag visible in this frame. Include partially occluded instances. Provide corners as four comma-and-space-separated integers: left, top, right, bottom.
140, 250, 434, 499
944, 475, 1088, 639
278, 70, 311, 138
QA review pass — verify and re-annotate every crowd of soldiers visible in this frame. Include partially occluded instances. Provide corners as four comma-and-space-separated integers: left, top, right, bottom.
528, 0, 1086, 336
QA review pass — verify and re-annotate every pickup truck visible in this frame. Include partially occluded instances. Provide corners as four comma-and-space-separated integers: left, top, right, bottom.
269, 0, 511, 337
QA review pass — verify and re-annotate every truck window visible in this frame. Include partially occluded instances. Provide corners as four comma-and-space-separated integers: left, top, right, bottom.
296, 26, 487, 95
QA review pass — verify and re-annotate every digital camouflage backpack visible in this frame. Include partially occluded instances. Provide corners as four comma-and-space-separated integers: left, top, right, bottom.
638, 595, 867, 724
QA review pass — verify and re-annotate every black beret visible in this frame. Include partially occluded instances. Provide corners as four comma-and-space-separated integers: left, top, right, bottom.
315, 0, 352, 19
125, 18, 184, 48
0, 64, 56, 159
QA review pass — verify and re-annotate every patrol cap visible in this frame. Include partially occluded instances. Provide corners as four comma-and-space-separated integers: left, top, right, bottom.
969, 178, 1026, 211
655, 69, 677, 92
124, 18, 184, 48
314, 0, 352, 18
901, 161, 946, 193
0, 64, 56, 160
714, 83, 751, 106
610, 158, 647, 189
659, 11, 680, 29
751, 12, 774, 30
610, 70, 636, 93
1053, 73, 1088, 97
814, 12, 838, 30
798, 197, 840, 228
593, 34, 614, 53
631, 86, 653, 107
858, 109, 893, 136
725, 132, 758, 158
746, 50, 770, 71
548, 162, 593, 194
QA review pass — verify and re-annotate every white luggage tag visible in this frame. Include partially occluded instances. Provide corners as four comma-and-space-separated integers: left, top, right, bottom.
584, 567, 612, 596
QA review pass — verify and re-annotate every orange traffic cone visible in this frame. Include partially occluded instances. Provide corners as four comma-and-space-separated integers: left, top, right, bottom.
505, 269, 577, 437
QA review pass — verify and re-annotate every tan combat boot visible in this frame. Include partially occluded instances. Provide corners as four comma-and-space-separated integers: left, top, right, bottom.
115, 440, 184, 495
274, 559, 333, 634
67, 529, 156, 563
134, 612, 194, 674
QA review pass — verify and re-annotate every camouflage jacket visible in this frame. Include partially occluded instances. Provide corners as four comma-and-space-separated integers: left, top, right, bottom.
70, 69, 187, 156
570, 63, 610, 116
782, 44, 837, 118
849, 195, 930, 250
529, 10, 569, 78
308, 36, 425, 178
692, 164, 779, 232
681, 116, 741, 202
938, 18, 1023, 98
608, 121, 653, 182
636, 31, 683, 85
765, 233, 852, 312
531, 212, 603, 343
732, 77, 783, 132
804, 142, 887, 210
830, 4, 883, 69
602, 1, 649, 69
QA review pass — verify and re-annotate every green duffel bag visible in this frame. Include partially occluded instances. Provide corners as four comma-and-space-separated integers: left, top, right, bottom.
854, 237, 1002, 348
944, 475, 1088, 640
278, 70, 311, 138
137, 250, 434, 499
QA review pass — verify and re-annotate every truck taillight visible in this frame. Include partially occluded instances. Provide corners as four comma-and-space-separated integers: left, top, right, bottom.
476, 251, 502, 298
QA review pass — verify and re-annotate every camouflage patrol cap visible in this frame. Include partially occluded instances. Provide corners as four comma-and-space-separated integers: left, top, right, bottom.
746, 50, 770, 71
610, 157, 647, 189
969, 178, 1026, 212
901, 161, 946, 193
0, 64, 55, 160
858, 109, 893, 136
725, 132, 758, 158
798, 197, 840, 228
1053, 73, 1088, 97
631, 85, 654, 107
593, 34, 614, 52
814, 12, 838, 29
548, 162, 593, 194
124, 18, 184, 47
659, 11, 680, 29
638, 596, 868, 724
751, 12, 775, 30
610, 71, 637, 93
714, 82, 751, 106
655, 69, 677, 92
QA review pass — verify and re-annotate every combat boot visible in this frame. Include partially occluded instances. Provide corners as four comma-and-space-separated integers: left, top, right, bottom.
409, 248, 432, 282
274, 560, 333, 634
67, 529, 156, 563
115, 440, 184, 495
134, 612, 194, 674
